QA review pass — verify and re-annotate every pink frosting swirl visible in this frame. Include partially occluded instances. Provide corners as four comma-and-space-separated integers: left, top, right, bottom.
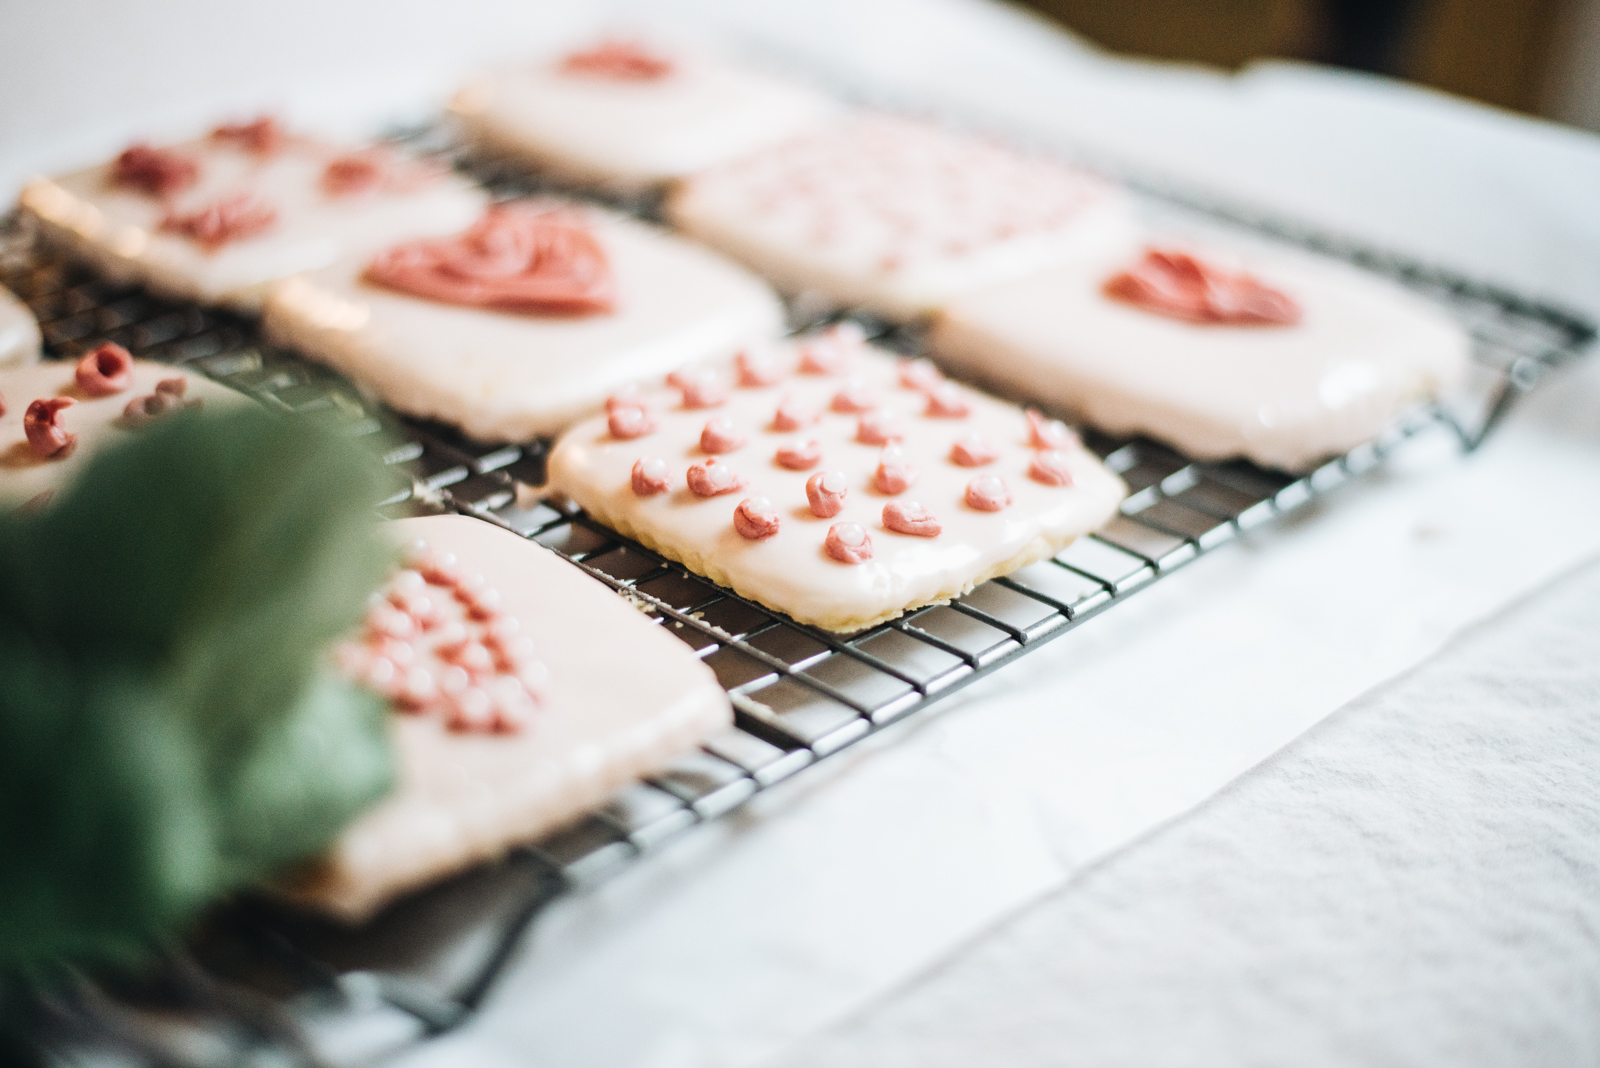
950, 434, 999, 467
24, 397, 77, 459
687, 460, 746, 497
1104, 249, 1302, 327
1028, 450, 1075, 487
965, 474, 1011, 512
874, 445, 918, 495
734, 497, 781, 540
75, 343, 134, 397
631, 457, 671, 496
161, 193, 279, 251
883, 501, 942, 537
366, 207, 616, 315
825, 522, 873, 564
806, 470, 849, 518
775, 439, 823, 471
700, 417, 747, 454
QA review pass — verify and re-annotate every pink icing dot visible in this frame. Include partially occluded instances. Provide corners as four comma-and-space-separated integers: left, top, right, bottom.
75, 343, 134, 397
365, 656, 401, 698
366, 604, 416, 640
825, 522, 874, 564
1026, 409, 1079, 450
448, 686, 494, 731
464, 586, 502, 620
1028, 449, 1075, 487
965, 474, 1011, 512
950, 434, 999, 467
434, 620, 468, 648
419, 551, 463, 587
371, 636, 416, 667
632, 457, 671, 496
874, 445, 918, 494
798, 322, 864, 374
687, 460, 747, 497
608, 403, 656, 440
898, 358, 944, 393
734, 497, 781, 540
830, 378, 878, 413
449, 640, 496, 675
606, 386, 643, 413
924, 383, 971, 418
438, 664, 472, 697
395, 666, 437, 709
676, 370, 728, 410
806, 470, 849, 518
772, 394, 819, 432
736, 348, 786, 387
493, 632, 538, 669
882, 500, 942, 537
775, 438, 823, 471
23, 397, 77, 459
857, 408, 903, 445
491, 679, 538, 732
700, 417, 747, 454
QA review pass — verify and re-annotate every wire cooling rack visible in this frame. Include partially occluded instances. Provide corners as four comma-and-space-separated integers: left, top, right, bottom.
4, 151, 1594, 1066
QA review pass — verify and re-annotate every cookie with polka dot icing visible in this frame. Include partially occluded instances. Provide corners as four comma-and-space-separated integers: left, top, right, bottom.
546, 328, 1126, 632
667, 114, 1139, 321
291, 514, 731, 920
19, 116, 488, 311
452, 38, 839, 191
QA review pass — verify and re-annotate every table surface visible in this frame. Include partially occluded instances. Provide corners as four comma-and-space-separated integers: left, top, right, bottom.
4, 1, 1599, 1065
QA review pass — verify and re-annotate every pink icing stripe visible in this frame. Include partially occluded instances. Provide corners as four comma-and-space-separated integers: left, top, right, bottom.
75, 343, 134, 397
366, 207, 616, 316
775, 439, 823, 471
882, 500, 942, 537
806, 470, 849, 518
687, 460, 746, 497
734, 497, 781, 540
1104, 249, 1302, 327
825, 522, 873, 564
23, 397, 77, 459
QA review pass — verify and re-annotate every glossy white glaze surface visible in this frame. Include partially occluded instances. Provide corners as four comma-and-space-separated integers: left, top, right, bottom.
0, 286, 41, 370
0, 358, 242, 505
548, 340, 1126, 631
930, 241, 1472, 472
263, 203, 786, 442
668, 114, 1139, 320
296, 514, 732, 921
452, 45, 838, 190
18, 133, 487, 310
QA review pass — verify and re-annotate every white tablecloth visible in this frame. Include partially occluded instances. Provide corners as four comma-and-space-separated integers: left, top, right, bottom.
3, 2, 1598, 1064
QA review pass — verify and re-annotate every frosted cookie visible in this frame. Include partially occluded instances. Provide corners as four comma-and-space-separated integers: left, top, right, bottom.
547, 328, 1126, 631
18, 116, 487, 310
0, 286, 41, 370
667, 114, 1137, 320
0, 346, 242, 507
930, 244, 1472, 471
452, 38, 838, 191
292, 514, 730, 920
263, 201, 786, 442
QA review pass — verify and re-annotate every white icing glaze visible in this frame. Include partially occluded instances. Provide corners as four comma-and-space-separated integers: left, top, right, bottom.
930, 241, 1473, 471
452, 45, 838, 190
18, 133, 487, 311
297, 514, 731, 921
262, 202, 786, 442
667, 114, 1139, 320
0, 287, 42, 370
547, 341, 1126, 632
0, 359, 243, 505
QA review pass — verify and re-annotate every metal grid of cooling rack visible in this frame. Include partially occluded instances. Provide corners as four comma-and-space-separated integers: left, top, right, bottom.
3, 160, 1594, 1066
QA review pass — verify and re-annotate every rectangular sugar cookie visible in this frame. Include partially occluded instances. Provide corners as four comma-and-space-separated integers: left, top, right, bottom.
547, 330, 1126, 632
667, 113, 1138, 320
263, 201, 787, 442
291, 514, 732, 921
930, 241, 1472, 471
19, 117, 487, 310
453, 38, 838, 191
